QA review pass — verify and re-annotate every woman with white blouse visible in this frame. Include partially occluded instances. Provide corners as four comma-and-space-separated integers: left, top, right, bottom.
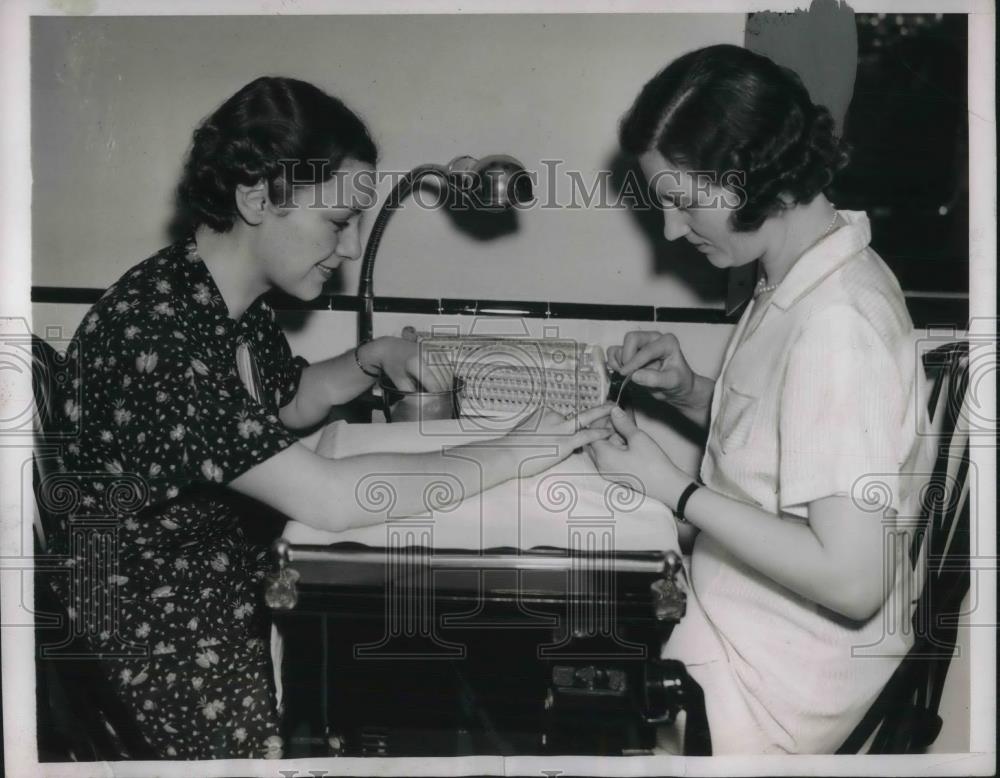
589, 44, 933, 754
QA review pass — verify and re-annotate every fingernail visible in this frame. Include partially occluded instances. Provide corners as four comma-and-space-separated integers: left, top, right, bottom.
611, 407, 625, 418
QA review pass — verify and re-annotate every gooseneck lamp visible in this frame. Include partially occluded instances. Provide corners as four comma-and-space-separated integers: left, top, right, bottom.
358, 154, 534, 344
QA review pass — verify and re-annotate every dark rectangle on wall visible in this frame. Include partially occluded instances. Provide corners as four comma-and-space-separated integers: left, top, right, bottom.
264, 290, 329, 311
372, 296, 439, 315
30, 286, 969, 330
548, 302, 655, 321
655, 307, 739, 325
440, 299, 480, 316
30, 286, 105, 305
329, 295, 362, 312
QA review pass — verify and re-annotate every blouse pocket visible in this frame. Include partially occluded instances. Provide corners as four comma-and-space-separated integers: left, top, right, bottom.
716, 385, 759, 454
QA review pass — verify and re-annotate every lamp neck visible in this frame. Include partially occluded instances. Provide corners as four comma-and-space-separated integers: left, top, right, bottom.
358, 164, 449, 344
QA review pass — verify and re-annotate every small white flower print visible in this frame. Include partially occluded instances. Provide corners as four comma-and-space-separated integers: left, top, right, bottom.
149, 462, 162, 477
191, 676, 204, 691
201, 459, 223, 482
234, 727, 247, 742
163, 602, 175, 613
81, 495, 96, 508
115, 301, 132, 313
241, 695, 254, 708
195, 648, 219, 669
135, 351, 159, 373
233, 603, 253, 620
123, 326, 140, 341
174, 558, 189, 570
99, 429, 113, 443
201, 698, 225, 720
155, 390, 169, 403
153, 302, 175, 317
152, 641, 175, 655
166, 746, 177, 757
113, 407, 133, 426
142, 699, 155, 711
169, 424, 185, 441
215, 325, 226, 336
193, 283, 212, 305
166, 485, 179, 499
104, 460, 123, 474
137, 432, 146, 444
119, 669, 133, 685
264, 735, 284, 758
210, 552, 229, 572
166, 672, 176, 685
93, 356, 104, 368
188, 617, 199, 630
124, 518, 139, 531
63, 399, 80, 422
84, 313, 99, 333
156, 279, 171, 294
122, 375, 132, 388
237, 418, 264, 439
135, 622, 151, 639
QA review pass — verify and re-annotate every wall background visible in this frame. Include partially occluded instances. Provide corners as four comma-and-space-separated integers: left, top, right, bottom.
31, 14, 742, 305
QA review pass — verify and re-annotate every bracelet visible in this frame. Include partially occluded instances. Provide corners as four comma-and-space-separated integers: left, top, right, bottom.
353, 342, 381, 379
675, 482, 700, 523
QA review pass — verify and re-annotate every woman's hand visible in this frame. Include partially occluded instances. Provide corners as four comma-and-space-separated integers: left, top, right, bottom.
587, 407, 688, 505
607, 331, 696, 406
363, 336, 452, 393
500, 403, 616, 479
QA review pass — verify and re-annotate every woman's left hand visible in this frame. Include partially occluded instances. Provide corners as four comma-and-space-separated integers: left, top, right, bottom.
586, 407, 687, 505
365, 336, 452, 393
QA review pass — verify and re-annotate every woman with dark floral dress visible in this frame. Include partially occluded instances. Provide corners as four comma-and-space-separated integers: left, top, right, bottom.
50, 76, 613, 760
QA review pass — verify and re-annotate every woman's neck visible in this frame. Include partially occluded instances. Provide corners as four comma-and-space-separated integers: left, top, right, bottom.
758, 196, 837, 287
195, 225, 268, 320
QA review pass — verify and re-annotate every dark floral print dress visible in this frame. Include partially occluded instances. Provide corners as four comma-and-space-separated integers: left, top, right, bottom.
48, 239, 309, 759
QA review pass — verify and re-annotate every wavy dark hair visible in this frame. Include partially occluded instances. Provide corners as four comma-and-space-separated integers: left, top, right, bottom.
619, 44, 849, 231
177, 77, 378, 233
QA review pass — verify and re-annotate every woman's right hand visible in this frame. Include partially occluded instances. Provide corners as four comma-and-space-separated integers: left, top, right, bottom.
607, 331, 696, 406
500, 403, 615, 479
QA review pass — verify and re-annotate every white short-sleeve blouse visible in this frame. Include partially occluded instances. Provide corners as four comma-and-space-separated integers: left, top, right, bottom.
664, 211, 934, 754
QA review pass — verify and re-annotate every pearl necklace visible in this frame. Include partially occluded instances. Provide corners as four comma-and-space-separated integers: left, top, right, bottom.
754, 211, 839, 299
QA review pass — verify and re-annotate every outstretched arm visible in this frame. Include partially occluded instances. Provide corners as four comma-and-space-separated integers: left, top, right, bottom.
234, 405, 615, 533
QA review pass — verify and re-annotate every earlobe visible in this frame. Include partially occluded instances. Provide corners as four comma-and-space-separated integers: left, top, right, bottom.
235, 181, 268, 226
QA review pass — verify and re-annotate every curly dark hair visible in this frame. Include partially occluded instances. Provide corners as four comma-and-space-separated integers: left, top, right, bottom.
177, 77, 378, 233
619, 44, 849, 231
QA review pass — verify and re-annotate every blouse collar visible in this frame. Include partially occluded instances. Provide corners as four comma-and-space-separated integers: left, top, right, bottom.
768, 210, 872, 312
180, 237, 271, 331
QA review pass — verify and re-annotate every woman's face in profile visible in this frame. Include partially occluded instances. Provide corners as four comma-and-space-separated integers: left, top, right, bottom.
254, 157, 376, 300
639, 150, 769, 269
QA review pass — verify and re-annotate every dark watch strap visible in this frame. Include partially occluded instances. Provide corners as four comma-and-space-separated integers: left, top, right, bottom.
676, 482, 701, 523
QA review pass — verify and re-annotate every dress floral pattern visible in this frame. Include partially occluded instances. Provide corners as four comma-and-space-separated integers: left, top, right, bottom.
48, 239, 308, 759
